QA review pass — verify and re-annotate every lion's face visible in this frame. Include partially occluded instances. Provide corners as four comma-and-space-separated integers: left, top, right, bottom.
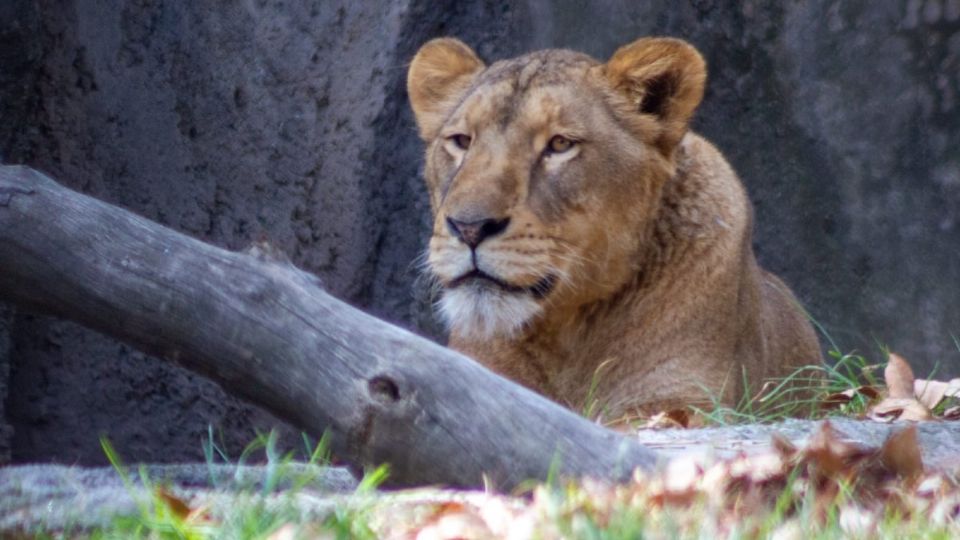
408, 39, 705, 338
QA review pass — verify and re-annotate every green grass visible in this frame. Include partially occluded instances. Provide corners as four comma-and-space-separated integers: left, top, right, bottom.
63, 430, 389, 540
680, 310, 928, 426
582, 358, 617, 421
691, 348, 884, 426
576, 310, 908, 428
684, 310, 892, 426
693, 333, 960, 427
23, 417, 956, 539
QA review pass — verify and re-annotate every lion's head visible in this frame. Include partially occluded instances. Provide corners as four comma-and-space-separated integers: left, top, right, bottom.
408, 38, 706, 339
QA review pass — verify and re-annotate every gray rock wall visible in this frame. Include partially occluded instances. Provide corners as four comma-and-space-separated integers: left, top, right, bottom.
0, 306, 12, 463
1, 0, 958, 464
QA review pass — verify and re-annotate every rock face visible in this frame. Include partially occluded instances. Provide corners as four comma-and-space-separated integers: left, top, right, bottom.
1, 0, 958, 464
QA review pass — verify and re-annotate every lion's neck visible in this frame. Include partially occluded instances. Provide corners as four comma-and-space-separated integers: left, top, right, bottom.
510, 137, 747, 403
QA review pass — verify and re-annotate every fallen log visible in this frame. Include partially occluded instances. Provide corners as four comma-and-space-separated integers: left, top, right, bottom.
0, 165, 657, 489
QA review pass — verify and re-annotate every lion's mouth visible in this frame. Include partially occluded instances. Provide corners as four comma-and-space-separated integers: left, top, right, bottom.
447, 270, 557, 299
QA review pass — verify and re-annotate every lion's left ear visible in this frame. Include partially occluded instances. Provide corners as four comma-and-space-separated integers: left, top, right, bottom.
603, 37, 706, 154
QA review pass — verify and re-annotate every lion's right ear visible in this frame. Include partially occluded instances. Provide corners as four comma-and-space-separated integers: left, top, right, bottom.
407, 38, 485, 141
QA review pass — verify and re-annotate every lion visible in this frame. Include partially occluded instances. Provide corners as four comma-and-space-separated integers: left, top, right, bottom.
406, 37, 820, 419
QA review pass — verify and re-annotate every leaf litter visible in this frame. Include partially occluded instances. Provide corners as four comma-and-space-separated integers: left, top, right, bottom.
118, 352, 960, 538
361, 352, 959, 537
637, 351, 960, 428
329, 419, 959, 539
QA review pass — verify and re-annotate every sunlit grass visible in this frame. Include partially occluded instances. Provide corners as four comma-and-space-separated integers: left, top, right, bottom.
68, 430, 389, 540
520, 469, 958, 539
692, 348, 884, 426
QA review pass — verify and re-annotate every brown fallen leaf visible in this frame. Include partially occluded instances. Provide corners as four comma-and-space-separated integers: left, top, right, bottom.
770, 519, 804, 540
885, 353, 915, 399
838, 505, 877, 538
879, 425, 924, 487
771, 432, 798, 459
869, 397, 934, 422
415, 500, 501, 540
914, 379, 951, 410
654, 456, 703, 506
155, 486, 192, 520
642, 409, 691, 429
802, 421, 874, 478
914, 378, 960, 410
943, 405, 960, 420
869, 354, 935, 422
820, 386, 881, 411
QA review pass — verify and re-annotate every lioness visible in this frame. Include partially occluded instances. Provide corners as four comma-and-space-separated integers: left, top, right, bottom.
407, 37, 820, 418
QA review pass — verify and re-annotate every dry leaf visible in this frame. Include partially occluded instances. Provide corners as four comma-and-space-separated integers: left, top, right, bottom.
414, 501, 493, 540
770, 519, 804, 540
885, 353, 915, 399
870, 397, 933, 422
771, 432, 798, 459
914, 379, 951, 409
820, 391, 853, 410
416, 511, 492, 540
643, 409, 691, 429
802, 421, 873, 478
820, 386, 880, 411
879, 425, 924, 486
737, 452, 785, 484
916, 475, 946, 497
749, 380, 778, 404
474, 497, 520, 537
916, 378, 960, 410
659, 456, 702, 505
155, 487, 191, 520
943, 405, 960, 420
838, 505, 877, 537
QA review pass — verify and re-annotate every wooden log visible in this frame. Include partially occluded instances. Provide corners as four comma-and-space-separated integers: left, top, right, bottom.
0, 165, 657, 489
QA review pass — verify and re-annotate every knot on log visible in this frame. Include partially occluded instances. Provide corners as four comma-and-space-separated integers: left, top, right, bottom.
368, 375, 401, 403
0, 165, 40, 207
0, 184, 35, 207
0, 165, 36, 206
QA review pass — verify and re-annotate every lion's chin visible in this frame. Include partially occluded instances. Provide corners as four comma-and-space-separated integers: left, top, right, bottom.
438, 285, 542, 339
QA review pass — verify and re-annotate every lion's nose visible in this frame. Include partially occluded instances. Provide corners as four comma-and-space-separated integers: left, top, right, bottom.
446, 216, 510, 248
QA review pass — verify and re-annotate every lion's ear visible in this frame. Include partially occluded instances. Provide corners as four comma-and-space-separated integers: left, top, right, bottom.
407, 38, 485, 141
604, 37, 706, 153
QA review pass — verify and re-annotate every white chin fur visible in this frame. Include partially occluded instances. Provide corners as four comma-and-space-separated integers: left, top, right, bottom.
439, 286, 541, 339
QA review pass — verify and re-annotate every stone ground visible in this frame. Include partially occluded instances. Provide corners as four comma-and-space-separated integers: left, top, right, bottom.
2, 419, 958, 535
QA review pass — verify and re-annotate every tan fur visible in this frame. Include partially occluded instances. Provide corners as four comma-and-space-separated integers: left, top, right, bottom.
407, 37, 821, 418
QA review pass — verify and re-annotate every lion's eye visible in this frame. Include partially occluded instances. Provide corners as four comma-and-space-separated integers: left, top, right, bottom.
547, 135, 574, 154
449, 134, 472, 150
